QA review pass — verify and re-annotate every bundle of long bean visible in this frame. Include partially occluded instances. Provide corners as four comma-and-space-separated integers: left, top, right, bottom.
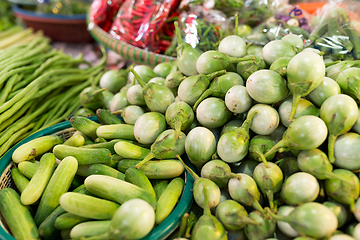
0, 30, 107, 158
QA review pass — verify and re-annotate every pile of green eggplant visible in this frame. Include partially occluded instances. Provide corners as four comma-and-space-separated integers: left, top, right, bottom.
72, 18, 360, 240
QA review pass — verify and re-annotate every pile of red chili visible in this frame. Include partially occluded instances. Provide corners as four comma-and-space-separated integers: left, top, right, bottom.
89, 0, 180, 54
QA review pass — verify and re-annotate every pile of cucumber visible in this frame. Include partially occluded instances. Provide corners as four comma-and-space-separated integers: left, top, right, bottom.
0, 111, 187, 240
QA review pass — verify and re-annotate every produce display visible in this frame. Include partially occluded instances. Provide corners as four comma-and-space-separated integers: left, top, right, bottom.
2, 0, 360, 240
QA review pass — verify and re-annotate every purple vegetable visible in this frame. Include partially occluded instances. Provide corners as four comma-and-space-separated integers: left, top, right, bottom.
298, 18, 308, 26
300, 24, 311, 32
280, 16, 292, 23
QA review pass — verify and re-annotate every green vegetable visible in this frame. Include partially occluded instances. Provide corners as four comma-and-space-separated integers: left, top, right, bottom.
53, 144, 112, 165
59, 192, 119, 219
20, 153, 56, 205
286, 51, 326, 121
84, 174, 157, 208
135, 129, 186, 168
34, 156, 78, 226
12, 135, 63, 163
155, 177, 184, 224
0, 188, 39, 240
125, 167, 156, 199
266, 202, 338, 239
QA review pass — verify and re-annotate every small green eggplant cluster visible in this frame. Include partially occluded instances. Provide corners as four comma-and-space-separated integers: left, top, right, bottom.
72, 26, 360, 240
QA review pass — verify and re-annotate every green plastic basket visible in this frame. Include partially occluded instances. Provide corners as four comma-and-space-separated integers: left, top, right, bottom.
87, 18, 177, 67
0, 117, 194, 240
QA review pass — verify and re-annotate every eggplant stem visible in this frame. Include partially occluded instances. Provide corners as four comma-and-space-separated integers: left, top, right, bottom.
129, 67, 146, 88
177, 213, 190, 238
202, 185, 211, 215
325, 60, 341, 67
225, 172, 241, 180
136, 152, 155, 169
327, 134, 337, 163
251, 145, 269, 167
174, 21, 185, 45
240, 216, 261, 226
192, 89, 213, 111
239, 110, 258, 133
229, 55, 256, 64
266, 191, 276, 212
176, 154, 199, 180
252, 199, 266, 217
234, 14, 239, 36
265, 207, 289, 223
205, 70, 227, 81
185, 211, 198, 238
288, 93, 301, 122
323, 171, 353, 185
174, 120, 183, 139
264, 140, 287, 159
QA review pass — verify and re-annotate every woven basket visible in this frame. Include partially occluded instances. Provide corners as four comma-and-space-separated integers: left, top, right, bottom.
0, 117, 194, 240
12, 5, 93, 43
87, 19, 177, 67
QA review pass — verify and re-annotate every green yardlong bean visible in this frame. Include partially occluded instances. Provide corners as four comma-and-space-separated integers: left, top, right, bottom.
0, 31, 107, 158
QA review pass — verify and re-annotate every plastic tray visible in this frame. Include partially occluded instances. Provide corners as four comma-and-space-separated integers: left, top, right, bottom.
0, 117, 194, 240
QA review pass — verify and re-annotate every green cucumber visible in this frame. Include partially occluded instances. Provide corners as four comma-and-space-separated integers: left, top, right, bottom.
18, 160, 39, 179
96, 108, 124, 125
11, 167, 29, 193
117, 159, 185, 179
72, 184, 94, 196
84, 174, 157, 208
53, 144, 112, 165
125, 167, 156, 199
114, 141, 151, 159
59, 192, 119, 220
153, 180, 169, 201
54, 212, 91, 230
88, 164, 125, 180
38, 206, 66, 237
72, 131, 94, 145
76, 165, 91, 177
21, 153, 57, 205
155, 177, 184, 224
38, 184, 93, 237
104, 154, 124, 167
0, 188, 39, 240
81, 139, 125, 154
70, 116, 102, 139
69, 220, 111, 239
61, 229, 71, 240
63, 134, 85, 147
95, 137, 107, 143
117, 159, 142, 172
96, 124, 136, 140
12, 135, 63, 163
70, 175, 85, 191
34, 156, 78, 226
